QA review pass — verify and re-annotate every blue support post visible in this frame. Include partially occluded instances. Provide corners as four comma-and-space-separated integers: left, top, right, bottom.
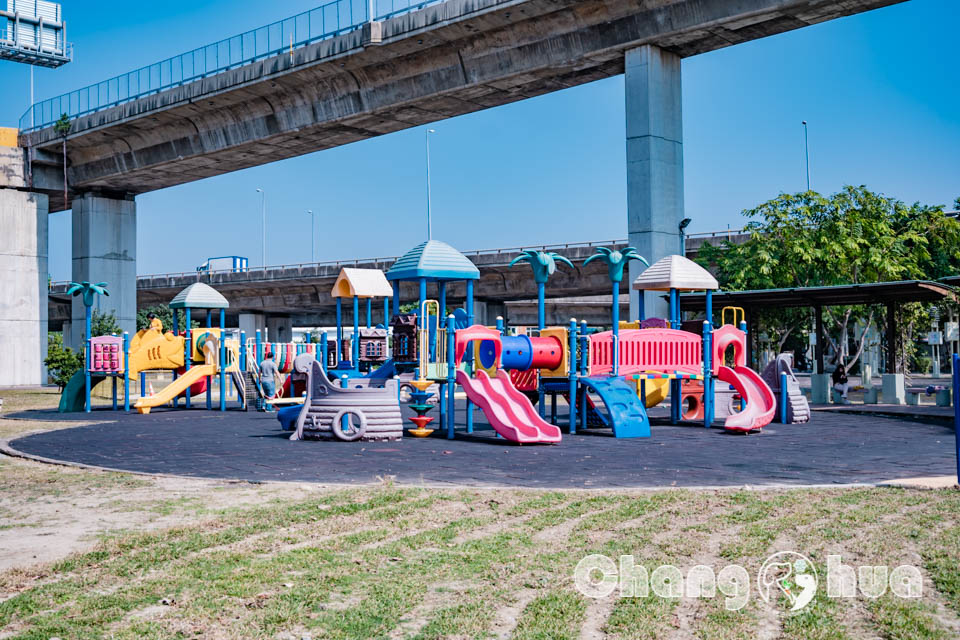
336, 298, 343, 363
669, 288, 679, 423
352, 295, 360, 366
611, 281, 620, 378
537, 282, 545, 332
185, 309, 192, 408
392, 282, 400, 319
140, 369, 146, 399
240, 330, 246, 372
123, 332, 130, 412
704, 290, 714, 428
569, 319, 578, 434
703, 320, 713, 428
446, 314, 456, 439
219, 309, 226, 411
466, 280, 474, 325
419, 278, 431, 361
779, 372, 788, 424
439, 282, 446, 320
580, 320, 589, 429
384, 296, 390, 325
953, 353, 958, 484
637, 289, 645, 322
366, 297, 372, 329
112, 373, 117, 410
84, 305, 91, 413
465, 280, 475, 433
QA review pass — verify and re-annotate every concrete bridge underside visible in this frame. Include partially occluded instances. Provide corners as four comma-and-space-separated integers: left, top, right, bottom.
3, 0, 906, 384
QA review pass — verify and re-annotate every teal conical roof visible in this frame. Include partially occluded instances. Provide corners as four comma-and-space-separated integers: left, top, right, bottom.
170, 282, 230, 309
386, 240, 480, 281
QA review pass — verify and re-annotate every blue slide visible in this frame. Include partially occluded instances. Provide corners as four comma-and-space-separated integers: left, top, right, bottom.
579, 376, 651, 438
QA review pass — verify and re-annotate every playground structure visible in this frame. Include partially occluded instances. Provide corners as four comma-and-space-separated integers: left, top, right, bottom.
761, 353, 812, 424
57, 243, 782, 444
133, 283, 234, 414
289, 357, 404, 442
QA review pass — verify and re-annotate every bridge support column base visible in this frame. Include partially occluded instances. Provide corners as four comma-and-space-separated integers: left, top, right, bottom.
71, 193, 137, 350
0, 188, 48, 386
625, 44, 684, 322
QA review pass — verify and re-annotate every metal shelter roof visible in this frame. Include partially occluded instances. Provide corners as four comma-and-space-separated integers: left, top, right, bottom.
169, 282, 230, 309
632, 255, 718, 292
680, 280, 958, 310
331, 268, 394, 298
386, 240, 480, 282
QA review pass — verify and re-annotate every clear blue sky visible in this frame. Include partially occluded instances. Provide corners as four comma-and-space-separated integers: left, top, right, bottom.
1, 0, 957, 280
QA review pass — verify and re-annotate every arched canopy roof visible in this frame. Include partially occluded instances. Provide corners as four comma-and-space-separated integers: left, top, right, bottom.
631, 255, 718, 292
170, 282, 229, 309
386, 240, 480, 282
331, 268, 394, 298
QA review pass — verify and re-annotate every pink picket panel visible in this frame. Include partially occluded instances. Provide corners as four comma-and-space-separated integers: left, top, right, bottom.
589, 329, 703, 377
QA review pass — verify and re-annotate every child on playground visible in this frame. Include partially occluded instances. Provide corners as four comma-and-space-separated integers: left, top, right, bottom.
259, 351, 280, 411
832, 363, 849, 403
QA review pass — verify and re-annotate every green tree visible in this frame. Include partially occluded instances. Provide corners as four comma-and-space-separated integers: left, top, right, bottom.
697, 186, 960, 370
44, 332, 83, 391
90, 309, 122, 337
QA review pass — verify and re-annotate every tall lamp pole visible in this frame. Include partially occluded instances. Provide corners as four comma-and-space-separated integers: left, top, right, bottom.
256, 188, 266, 267
678, 217, 691, 256
425, 128, 436, 240
306, 209, 314, 262
802, 120, 810, 192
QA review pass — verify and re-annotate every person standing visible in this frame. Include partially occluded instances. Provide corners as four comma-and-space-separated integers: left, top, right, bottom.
259, 351, 280, 411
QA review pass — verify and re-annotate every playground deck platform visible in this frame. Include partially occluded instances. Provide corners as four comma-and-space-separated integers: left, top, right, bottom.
3, 402, 955, 489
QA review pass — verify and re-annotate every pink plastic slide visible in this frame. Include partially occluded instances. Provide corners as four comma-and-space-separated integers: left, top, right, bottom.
717, 365, 776, 432
456, 369, 562, 443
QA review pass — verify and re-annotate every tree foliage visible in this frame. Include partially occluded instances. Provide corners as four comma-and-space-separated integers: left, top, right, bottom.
90, 310, 122, 337
136, 304, 197, 332
697, 186, 960, 372
45, 332, 83, 391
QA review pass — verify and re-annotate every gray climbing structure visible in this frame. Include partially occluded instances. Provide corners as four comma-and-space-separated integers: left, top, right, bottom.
761, 354, 811, 424
292, 359, 404, 442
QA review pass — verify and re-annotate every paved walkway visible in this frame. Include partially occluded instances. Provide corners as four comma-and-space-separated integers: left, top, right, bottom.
5, 402, 957, 489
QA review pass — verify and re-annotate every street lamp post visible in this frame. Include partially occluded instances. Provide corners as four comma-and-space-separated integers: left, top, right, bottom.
256, 188, 266, 267
425, 128, 435, 240
802, 120, 810, 192
678, 217, 691, 256
306, 209, 314, 262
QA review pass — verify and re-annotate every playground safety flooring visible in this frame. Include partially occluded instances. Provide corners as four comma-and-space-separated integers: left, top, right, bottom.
4, 402, 956, 489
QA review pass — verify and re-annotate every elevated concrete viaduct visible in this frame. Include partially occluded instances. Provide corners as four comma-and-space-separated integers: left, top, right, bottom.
2, 0, 906, 384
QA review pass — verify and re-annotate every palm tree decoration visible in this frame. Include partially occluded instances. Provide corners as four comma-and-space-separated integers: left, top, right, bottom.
509, 250, 574, 329
67, 281, 109, 413
583, 247, 648, 375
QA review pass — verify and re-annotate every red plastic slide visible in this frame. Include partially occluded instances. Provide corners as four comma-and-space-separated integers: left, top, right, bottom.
456, 369, 561, 443
717, 365, 776, 432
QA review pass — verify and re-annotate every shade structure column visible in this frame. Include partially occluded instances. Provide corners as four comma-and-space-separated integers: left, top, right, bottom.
625, 44, 684, 322
811, 304, 829, 403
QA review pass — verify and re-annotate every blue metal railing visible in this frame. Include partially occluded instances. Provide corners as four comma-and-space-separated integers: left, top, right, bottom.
18, 0, 443, 132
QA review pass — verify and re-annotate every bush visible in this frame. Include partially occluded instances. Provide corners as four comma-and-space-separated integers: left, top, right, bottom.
45, 332, 84, 391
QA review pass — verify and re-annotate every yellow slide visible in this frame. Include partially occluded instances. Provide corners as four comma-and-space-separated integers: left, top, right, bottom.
134, 365, 216, 414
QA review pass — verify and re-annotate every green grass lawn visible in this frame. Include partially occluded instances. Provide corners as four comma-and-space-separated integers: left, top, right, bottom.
0, 486, 958, 639
1, 388, 959, 639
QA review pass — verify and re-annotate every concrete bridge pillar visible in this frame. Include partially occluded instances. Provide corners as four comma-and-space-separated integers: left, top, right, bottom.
239, 313, 266, 339
625, 44, 684, 322
70, 193, 137, 350
0, 188, 49, 386
266, 316, 292, 343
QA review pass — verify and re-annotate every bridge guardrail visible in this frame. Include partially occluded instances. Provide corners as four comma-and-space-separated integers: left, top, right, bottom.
48, 230, 748, 292
20, 0, 446, 132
